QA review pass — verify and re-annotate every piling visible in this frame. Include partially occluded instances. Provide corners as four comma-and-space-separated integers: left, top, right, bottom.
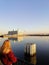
24, 43, 36, 56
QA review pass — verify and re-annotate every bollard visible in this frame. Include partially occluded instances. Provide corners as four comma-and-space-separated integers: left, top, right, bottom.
24, 43, 36, 56
30, 43, 36, 56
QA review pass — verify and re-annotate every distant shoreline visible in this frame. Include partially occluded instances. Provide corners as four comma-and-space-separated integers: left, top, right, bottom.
0, 35, 3, 37
26, 35, 49, 36
0, 35, 49, 38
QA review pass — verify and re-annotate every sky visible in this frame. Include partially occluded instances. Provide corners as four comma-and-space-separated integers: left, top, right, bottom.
0, 0, 49, 34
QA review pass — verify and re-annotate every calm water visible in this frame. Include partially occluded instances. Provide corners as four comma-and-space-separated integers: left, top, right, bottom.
0, 36, 49, 65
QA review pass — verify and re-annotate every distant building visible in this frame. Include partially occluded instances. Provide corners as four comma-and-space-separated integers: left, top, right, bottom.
8, 30, 23, 38
8, 30, 18, 35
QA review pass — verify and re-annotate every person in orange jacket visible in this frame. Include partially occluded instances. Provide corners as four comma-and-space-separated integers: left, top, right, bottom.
0, 40, 18, 65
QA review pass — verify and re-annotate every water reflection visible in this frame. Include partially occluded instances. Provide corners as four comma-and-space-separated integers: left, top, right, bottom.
8, 38, 17, 40
8, 36, 23, 42
0, 36, 49, 65
24, 54, 36, 65
18, 36, 23, 42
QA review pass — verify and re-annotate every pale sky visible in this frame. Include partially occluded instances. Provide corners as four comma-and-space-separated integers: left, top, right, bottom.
0, 0, 49, 34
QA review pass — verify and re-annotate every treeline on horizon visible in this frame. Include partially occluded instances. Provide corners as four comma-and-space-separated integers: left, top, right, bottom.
26, 34, 49, 36
0, 35, 3, 37
0, 34, 49, 37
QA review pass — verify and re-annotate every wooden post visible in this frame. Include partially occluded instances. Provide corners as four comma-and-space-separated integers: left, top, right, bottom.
24, 43, 36, 56
30, 43, 36, 56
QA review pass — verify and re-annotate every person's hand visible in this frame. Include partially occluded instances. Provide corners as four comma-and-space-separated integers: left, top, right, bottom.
11, 64, 12, 65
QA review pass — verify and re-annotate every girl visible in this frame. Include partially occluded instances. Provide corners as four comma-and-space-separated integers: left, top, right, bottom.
0, 40, 18, 65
